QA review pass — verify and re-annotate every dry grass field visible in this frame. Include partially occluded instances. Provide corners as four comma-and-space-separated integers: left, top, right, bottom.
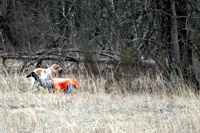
0, 61, 200, 133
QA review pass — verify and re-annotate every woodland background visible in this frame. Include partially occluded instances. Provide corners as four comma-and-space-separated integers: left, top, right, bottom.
0, 0, 200, 92
1, 1, 200, 132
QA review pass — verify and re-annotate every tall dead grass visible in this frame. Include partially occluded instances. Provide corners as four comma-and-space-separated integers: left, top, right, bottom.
0, 69, 200, 132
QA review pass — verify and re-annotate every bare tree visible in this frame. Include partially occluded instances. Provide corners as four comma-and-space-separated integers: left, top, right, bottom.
0, 0, 199, 90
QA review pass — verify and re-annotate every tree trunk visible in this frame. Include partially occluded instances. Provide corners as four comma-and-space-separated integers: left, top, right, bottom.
170, 0, 180, 76
6, 0, 19, 51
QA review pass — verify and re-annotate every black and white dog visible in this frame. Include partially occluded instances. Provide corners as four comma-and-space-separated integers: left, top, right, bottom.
26, 64, 62, 90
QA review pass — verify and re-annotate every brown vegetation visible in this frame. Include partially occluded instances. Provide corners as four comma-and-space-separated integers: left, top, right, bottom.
0, 0, 200, 132
0, 62, 200, 132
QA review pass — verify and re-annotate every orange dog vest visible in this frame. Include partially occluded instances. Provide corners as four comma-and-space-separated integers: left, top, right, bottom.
51, 78, 79, 92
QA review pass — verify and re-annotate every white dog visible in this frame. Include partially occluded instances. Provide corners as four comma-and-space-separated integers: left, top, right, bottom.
26, 64, 62, 90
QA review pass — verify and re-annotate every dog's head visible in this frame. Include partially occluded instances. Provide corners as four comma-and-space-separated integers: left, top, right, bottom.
51, 64, 63, 73
72, 79, 79, 88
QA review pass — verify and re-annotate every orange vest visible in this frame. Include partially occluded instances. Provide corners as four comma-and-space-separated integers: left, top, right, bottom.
51, 78, 79, 92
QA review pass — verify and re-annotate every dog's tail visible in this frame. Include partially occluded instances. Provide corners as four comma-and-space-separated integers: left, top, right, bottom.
26, 73, 32, 78
26, 72, 40, 81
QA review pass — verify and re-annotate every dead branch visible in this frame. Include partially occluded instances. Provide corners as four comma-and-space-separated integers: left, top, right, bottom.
0, 54, 117, 64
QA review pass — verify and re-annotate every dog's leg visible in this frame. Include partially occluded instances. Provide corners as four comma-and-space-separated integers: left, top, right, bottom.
45, 80, 54, 93
30, 78, 40, 92
34, 84, 40, 92
36, 79, 53, 93
47, 86, 53, 93
66, 84, 72, 93
30, 77, 35, 89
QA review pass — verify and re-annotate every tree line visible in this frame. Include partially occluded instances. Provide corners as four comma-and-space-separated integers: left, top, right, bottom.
0, 0, 199, 91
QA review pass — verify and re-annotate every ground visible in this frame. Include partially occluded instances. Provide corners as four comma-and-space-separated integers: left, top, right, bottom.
0, 88, 200, 132
0, 61, 200, 132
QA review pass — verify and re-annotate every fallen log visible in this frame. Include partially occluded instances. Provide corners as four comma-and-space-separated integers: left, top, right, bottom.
0, 54, 118, 73
0, 54, 117, 64
0, 54, 80, 62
